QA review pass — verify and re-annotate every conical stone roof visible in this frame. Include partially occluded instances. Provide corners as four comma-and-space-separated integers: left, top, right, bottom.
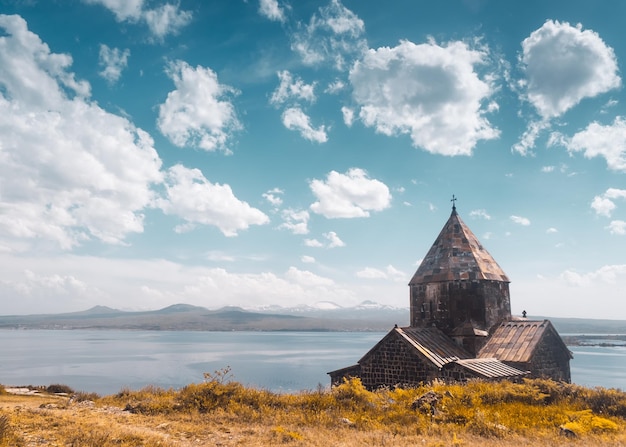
409, 207, 509, 285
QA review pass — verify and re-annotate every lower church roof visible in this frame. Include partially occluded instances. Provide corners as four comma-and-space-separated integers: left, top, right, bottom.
358, 326, 472, 369
449, 358, 528, 379
478, 319, 573, 363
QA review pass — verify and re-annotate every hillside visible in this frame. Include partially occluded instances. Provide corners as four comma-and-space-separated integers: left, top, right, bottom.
0, 303, 624, 334
1, 378, 625, 446
0, 302, 407, 331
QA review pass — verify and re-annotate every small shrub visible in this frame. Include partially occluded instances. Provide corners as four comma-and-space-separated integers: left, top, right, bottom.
562, 409, 620, 436
72, 391, 100, 402
0, 414, 9, 441
271, 425, 304, 443
46, 384, 74, 395
582, 387, 626, 418
0, 413, 21, 447
68, 431, 111, 447
332, 377, 376, 410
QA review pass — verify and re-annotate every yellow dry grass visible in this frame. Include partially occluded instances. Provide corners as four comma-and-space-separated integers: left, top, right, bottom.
1, 374, 625, 446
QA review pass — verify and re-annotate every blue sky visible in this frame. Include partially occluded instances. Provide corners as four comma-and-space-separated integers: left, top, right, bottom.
0, 0, 625, 319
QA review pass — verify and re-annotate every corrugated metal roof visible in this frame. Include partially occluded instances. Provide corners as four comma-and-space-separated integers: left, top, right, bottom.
478, 320, 557, 363
409, 209, 509, 285
451, 358, 528, 379
395, 326, 472, 368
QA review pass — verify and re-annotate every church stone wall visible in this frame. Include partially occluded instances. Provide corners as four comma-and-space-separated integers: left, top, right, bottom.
359, 336, 436, 390
410, 280, 510, 332
502, 330, 571, 383
529, 329, 571, 382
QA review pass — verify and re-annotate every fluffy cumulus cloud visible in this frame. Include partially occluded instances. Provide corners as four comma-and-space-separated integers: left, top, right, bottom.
281, 107, 328, 143
262, 188, 284, 207
285, 266, 334, 287
550, 117, 626, 172
0, 14, 162, 250
323, 231, 345, 248
291, 0, 367, 69
157, 60, 242, 153
607, 220, 626, 235
510, 215, 531, 226
98, 44, 130, 84
303, 231, 345, 248
0, 253, 369, 313
270, 70, 316, 105
278, 209, 310, 235
271, 71, 325, 142
259, 0, 286, 23
0, 269, 106, 313
560, 264, 626, 287
520, 20, 620, 119
356, 265, 406, 282
157, 165, 269, 237
591, 188, 626, 217
349, 39, 499, 156
309, 168, 391, 218
82, 0, 192, 39
469, 209, 491, 220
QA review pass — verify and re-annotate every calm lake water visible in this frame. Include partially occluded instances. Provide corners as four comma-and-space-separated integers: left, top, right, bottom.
1, 330, 624, 395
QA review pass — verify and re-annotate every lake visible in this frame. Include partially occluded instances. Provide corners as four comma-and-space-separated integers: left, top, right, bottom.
0, 330, 624, 395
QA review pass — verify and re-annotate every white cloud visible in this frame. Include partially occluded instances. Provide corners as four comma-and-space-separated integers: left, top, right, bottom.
82, 0, 143, 21
281, 107, 328, 143
323, 231, 345, 248
356, 265, 406, 282
469, 209, 491, 220
0, 253, 374, 314
259, 0, 286, 23
0, 269, 106, 313
285, 266, 334, 287
98, 44, 130, 84
546, 227, 558, 234
157, 60, 241, 153
341, 106, 354, 126
349, 39, 499, 156
270, 70, 316, 105
520, 20, 620, 119
356, 267, 387, 279
304, 238, 323, 247
301, 255, 316, 263
325, 79, 345, 93
309, 168, 391, 218
303, 233, 344, 249
83, 0, 192, 39
551, 117, 626, 172
157, 164, 269, 237
510, 215, 531, 226
591, 196, 616, 217
607, 220, 626, 235
541, 166, 555, 173
0, 15, 162, 250
560, 264, 626, 287
591, 188, 626, 217
278, 209, 310, 235
262, 188, 284, 207
291, 0, 367, 70
144, 4, 193, 39
512, 119, 550, 156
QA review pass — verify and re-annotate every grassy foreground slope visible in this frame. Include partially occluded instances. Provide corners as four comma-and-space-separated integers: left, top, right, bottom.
1, 374, 625, 446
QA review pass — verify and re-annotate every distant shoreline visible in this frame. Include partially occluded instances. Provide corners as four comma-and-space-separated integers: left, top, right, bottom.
562, 334, 626, 347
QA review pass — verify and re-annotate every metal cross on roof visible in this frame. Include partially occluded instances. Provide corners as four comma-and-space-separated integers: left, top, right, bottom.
451, 194, 457, 210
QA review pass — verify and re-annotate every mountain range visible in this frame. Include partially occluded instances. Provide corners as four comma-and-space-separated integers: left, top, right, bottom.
0, 301, 624, 334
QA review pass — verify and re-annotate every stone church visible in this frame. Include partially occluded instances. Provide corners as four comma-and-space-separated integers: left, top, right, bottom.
329, 202, 572, 389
